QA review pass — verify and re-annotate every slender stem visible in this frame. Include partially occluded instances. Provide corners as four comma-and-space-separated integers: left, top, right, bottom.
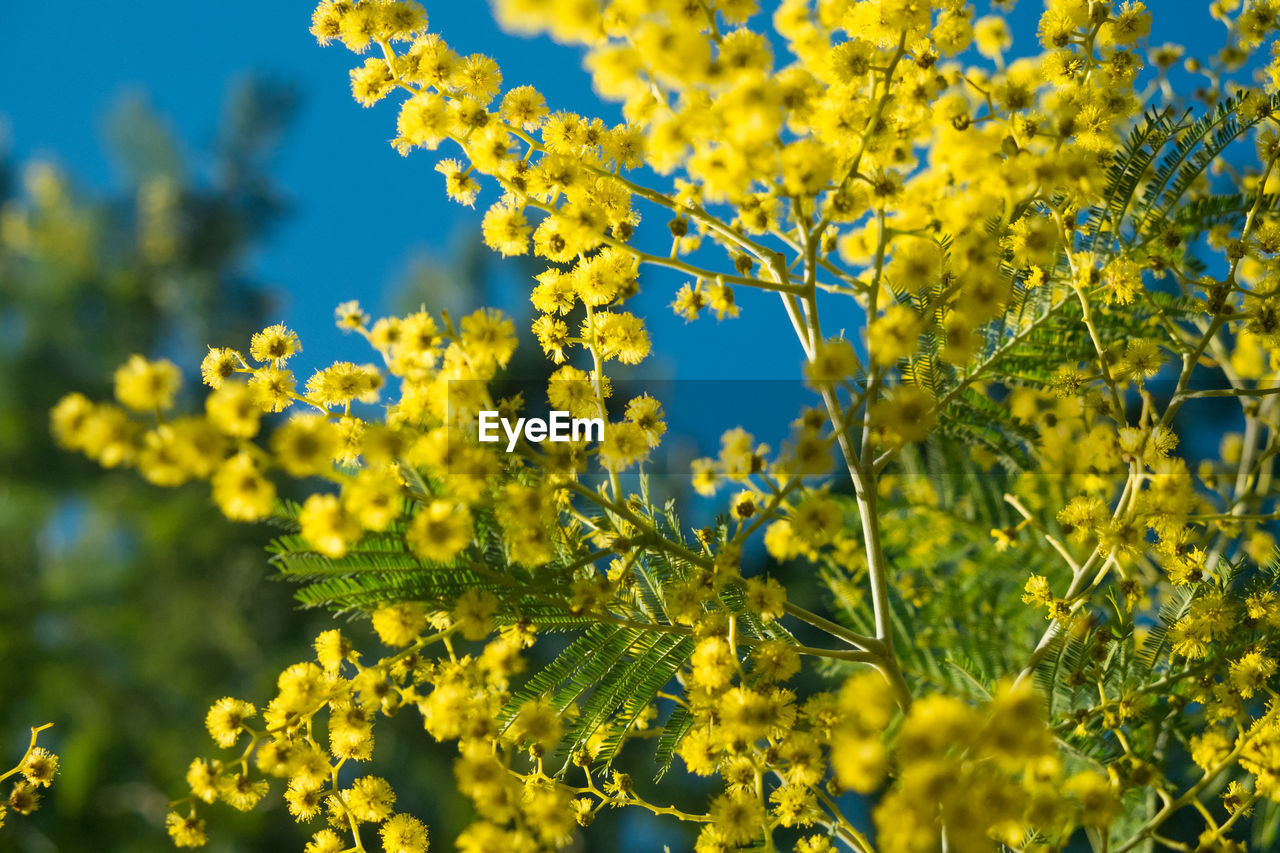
1004, 493, 1082, 574
1177, 385, 1280, 398
602, 238, 806, 295
0, 724, 54, 785
1015, 467, 1139, 686
784, 602, 886, 655
1113, 714, 1264, 853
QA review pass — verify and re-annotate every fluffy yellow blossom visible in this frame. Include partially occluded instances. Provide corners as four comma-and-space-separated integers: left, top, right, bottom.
406, 500, 472, 562
211, 452, 275, 521
114, 355, 181, 412
372, 603, 429, 648
166, 812, 208, 848
205, 697, 256, 749
249, 324, 301, 363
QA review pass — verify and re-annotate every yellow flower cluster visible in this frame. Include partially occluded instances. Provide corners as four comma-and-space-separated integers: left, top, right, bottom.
839, 675, 1116, 852
0, 724, 58, 832
168, 623, 443, 850
52, 305, 572, 559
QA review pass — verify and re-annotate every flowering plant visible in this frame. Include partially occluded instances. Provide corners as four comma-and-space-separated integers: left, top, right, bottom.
50, 1, 1280, 851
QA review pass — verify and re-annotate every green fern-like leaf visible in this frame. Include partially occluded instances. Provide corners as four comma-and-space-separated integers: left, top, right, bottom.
1081, 106, 1185, 252
653, 705, 695, 780
580, 634, 694, 768
935, 387, 1037, 472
